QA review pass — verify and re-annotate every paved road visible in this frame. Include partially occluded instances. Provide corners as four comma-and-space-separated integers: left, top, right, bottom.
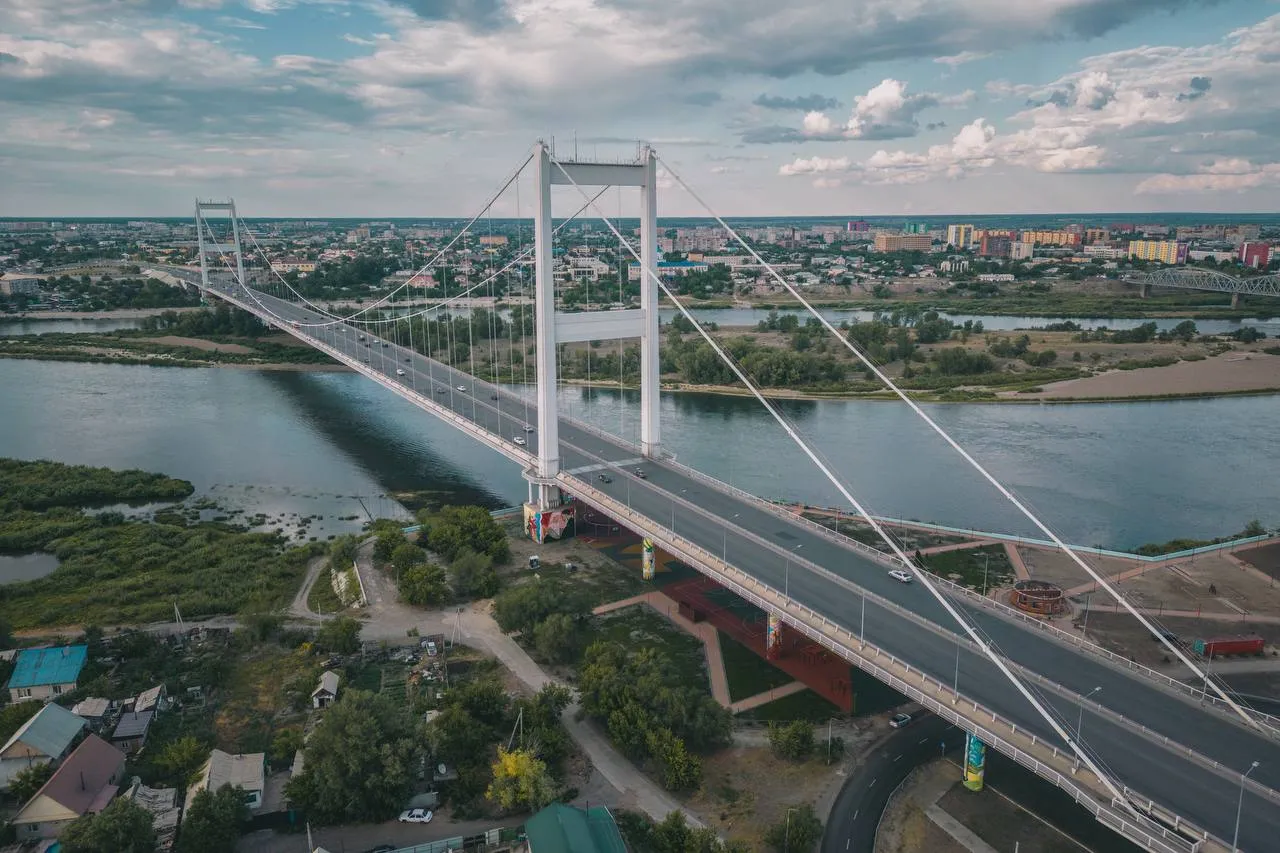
202, 281, 1280, 851
823, 715, 960, 853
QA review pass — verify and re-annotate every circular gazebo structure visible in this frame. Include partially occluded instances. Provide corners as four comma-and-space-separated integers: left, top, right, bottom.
1008, 580, 1067, 616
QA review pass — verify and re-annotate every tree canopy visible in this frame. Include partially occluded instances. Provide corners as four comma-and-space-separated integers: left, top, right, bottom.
60, 796, 158, 853
424, 505, 510, 563
175, 784, 247, 853
285, 690, 420, 824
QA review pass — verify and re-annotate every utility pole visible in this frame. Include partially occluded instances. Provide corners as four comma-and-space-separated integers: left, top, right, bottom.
1233, 760, 1260, 852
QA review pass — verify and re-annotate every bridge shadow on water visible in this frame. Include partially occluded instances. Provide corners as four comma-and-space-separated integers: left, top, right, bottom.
257, 370, 515, 513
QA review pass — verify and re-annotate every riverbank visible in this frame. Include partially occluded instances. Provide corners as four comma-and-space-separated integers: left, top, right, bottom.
1007, 351, 1280, 401
2, 306, 205, 321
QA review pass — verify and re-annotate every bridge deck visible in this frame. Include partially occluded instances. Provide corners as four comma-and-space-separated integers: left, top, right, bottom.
193, 276, 1280, 852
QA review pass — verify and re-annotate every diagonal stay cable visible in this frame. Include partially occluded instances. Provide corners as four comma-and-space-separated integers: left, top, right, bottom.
234, 152, 534, 328
657, 153, 1263, 734
551, 154, 1145, 821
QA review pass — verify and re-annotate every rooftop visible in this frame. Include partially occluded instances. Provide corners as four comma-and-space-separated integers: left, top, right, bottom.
111, 711, 154, 740
2, 702, 85, 760
524, 803, 626, 853
311, 670, 340, 698
17, 734, 124, 820
195, 749, 266, 795
6, 645, 88, 689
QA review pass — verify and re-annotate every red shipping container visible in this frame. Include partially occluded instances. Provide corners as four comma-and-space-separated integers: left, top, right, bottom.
1194, 635, 1265, 657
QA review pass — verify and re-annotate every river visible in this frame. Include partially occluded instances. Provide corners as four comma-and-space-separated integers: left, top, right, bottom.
1, 359, 1276, 555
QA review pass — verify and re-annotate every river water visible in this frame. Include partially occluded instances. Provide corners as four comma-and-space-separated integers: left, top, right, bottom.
1, 358, 1276, 556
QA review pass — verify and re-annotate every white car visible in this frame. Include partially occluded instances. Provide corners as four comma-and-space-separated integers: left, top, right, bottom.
456, 384, 467, 392
398, 808, 433, 824
396, 368, 406, 376
513, 436, 527, 446
522, 425, 535, 433
888, 569, 913, 584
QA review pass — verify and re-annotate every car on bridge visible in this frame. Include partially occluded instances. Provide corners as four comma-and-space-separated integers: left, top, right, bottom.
522, 425, 535, 432
513, 436, 527, 446
888, 569, 913, 583
598, 473, 612, 484
456, 385, 467, 392
633, 468, 646, 478
396, 369, 406, 377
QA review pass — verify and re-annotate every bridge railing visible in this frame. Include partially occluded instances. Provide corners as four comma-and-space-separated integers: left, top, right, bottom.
655, 454, 1280, 739
563, 475, 1213, 853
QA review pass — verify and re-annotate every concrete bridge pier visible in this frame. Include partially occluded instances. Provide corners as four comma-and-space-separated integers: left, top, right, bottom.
1231, 291, 1242, 308
1140, 282, 1151, 299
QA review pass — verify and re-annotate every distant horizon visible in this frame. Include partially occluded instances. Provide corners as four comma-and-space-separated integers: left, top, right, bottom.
3, 211, 1279, 224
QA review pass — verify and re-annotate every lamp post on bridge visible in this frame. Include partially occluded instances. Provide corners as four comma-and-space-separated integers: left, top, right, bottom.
785, 544, 802, 598
1074, 685, 1102, 768
1233, 760, 1260, 852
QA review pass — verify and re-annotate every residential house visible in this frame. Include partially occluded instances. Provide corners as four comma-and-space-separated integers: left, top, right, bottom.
519, 803, 626, 853
134, 684, 168, 715
71, 697, 112, 732
6, 645, 88, 703
110, 711, 154, 756
10, 734, 126, 840
310, 671, 340, 710
122, 778, 180, 852
0, 703, 86, 789
186, 750, 266, 814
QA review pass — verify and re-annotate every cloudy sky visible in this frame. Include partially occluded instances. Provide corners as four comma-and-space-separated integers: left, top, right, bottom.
2, 0, 1278, 217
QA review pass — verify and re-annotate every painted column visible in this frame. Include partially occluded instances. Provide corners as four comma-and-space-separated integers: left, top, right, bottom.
642, 538, 656, 581
639, 146, 661, 458
766, 613, 782, 660
533, 141, 561, 483
963, 732, 986, 791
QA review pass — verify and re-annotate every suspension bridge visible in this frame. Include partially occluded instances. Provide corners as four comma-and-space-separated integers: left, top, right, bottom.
171, 142, 1280, 853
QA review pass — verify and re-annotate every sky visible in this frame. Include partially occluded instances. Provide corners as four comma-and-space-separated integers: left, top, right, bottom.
2, 0, 1280, 217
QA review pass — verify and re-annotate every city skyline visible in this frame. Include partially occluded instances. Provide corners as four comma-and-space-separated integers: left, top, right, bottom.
2, 0, 1279, 217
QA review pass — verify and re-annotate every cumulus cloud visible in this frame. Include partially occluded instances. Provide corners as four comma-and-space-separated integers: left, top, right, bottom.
778, 155, 852, 176
1136, 159, 1280, 193
934, 51, 992, 68
759, 78, 963, 144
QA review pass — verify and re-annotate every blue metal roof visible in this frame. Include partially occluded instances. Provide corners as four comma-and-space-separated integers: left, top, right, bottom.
3, 702, 85, 758
6, 645, 88, 689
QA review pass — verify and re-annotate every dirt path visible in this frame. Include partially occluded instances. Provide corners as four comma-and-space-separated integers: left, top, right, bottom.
288, 555, 328, 620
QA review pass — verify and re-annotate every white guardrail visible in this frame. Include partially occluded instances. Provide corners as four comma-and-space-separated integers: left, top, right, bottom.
656, 455, 1280, 739
563, 477, 1214, 853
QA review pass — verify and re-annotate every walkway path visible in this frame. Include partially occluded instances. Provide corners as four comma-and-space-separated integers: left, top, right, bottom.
1004, 543, 1031, 581
287, 555, 328, 621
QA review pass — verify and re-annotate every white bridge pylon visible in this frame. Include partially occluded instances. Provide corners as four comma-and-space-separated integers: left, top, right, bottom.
529, 141, 660, 509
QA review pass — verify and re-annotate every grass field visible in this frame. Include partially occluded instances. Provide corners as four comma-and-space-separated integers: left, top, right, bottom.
920, 545, 1013, 591
719, 633, 795, 702
584, 607, 710, 692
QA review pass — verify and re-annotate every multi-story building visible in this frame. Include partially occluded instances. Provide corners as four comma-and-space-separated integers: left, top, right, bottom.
478, 235, 508, 247
1128, 240, 1188, 265
846, 220, 870, 232
1020, 230, 1081, 247
1083, 246, 1127, 260
979, 235, 1011, 259
939, 258, 970, 273
945, 224, 975, 248
1083, 228, 1109, 245
269, 259, 316, 274
1228, 225, 1262, 245
1010, 241, 1035, 261
0, 273, 41, 296
1176, 225, 1225, 242
1239, 242, 1271, 269
874, 233, 932, 252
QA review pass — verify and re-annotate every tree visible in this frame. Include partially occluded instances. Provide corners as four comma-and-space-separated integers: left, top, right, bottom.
646, 727, 702, 791
425, 505, 510, 563
155, 735, 209, 786
644, 810, 749, 853
270, 727, 304, 770
175, 784, 247, 853
767, 720, 814, 761
60, 796, 158, 853
8, 760, 54, 803
533, 613, 581, 663
486, 747, 556, 812
391, 541, 425, 574
284, 690, 420, 824
399, 562, 449, 606
315, 615, 361, 654
450, 548, 501, 599
763, 804, 823, 852
0, 701, 41, 741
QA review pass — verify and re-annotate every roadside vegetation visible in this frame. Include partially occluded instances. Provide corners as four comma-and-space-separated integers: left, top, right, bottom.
1133, 519, 1270, 556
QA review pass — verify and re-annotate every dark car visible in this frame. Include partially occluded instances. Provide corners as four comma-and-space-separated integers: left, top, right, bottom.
404, 357, 411, 362
597, 474, 612, 484
633, 468, 647, 478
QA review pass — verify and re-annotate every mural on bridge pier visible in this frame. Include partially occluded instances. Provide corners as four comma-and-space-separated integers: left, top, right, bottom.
964, 732, 986, 791
766, 613, 782, 660
642, 539, 656, 581
524, 500, 577, 544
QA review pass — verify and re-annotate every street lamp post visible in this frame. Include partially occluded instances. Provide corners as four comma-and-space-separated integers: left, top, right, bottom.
1233, 760, 1260, 852
982, 553, 990, 596
1075, 686, 1102, 766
